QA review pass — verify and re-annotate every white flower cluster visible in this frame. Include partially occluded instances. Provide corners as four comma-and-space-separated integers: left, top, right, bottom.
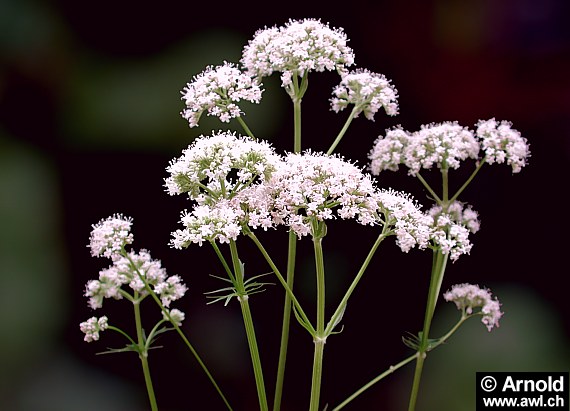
180, 61, 263, 128
84, 250, 187, 309
368, 127, 409, 174
241, 18, 355, 91
171, 200, 243, 248
165, 131, 280, 202
79, 316, 108, 342
369, 119, 530, 176
163, 308, 185, 327
166, 132, 283, 247
82, 216, 187, 343
429, 214, 473, 262
376, 189, 432, 252
331, 69, 399, 119
428, 202, 480, 234
262, 151, 379, 237
403, 122, 479, 175
369, 122, 479, 176
167, 143, 444, 248
89, 214, 134, 258
444, 283, 503, 331
476, 118, 530, 173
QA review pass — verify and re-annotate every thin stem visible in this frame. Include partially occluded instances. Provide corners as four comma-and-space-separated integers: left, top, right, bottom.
325, 230, 387, 335
247, 232, 313, 332
407, 250, 449, 411
125, 252, 233, 411
229, 240, 269, 411
332, 353, 418, 411
273, 230, 298, 411
442, 167, 449, 204
309, 236, 326, 411
429, 313, 469, 351
449, 157, 487, 204
133, 298, 159, 411
415, 172, 442, 205
106, 325, 137, 346
237, 116, 255, 138
210, 241, 237, 283
326, 106, 358, 155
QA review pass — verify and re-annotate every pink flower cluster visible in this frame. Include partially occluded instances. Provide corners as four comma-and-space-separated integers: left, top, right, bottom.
369, 120, 530, 176
444, 283, 503, 331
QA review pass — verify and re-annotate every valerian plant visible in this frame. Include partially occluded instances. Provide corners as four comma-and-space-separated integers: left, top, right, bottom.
80, 18, 530, 411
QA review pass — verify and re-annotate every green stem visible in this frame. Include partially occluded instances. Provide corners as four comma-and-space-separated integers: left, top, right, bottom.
415, 172, 442, 205
125, 252, 233, 411
326, 106, 358, 155
210, 241, 237, 283
293, 97, 302, 152
310, 339, 326, 411
325, 230, 387, 335
106, 325, 137, 346
309, 235, 326, 411
429, 313, 469, 351
247, 232, 313, 332
229, 240, 269, 411
448, 157, 487, 204
332, 354, 418, 411
273, 230, 297, 411
237, 116, 255, 138
407, 250, 449, 411
133, 298, 159, 411
442, 167, 449, 204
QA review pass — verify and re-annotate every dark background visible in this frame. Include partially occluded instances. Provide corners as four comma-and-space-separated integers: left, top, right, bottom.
1, 0, 569, 410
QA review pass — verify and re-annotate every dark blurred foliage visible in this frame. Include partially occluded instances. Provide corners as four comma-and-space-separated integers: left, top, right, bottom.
1, 0, 569, 410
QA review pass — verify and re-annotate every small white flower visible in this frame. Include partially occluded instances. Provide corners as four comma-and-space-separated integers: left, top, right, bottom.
444, 283, 503, 331
476, 118, 530, 173
163, 308, 185, 326
331, 68, 399, 119
180, 61, 263, 128
241, 18, 355, 94
88, 214, 133, 258
80, 316, 109, 342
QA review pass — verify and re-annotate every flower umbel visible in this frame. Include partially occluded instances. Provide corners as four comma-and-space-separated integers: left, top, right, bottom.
376, 189, 432, 252
241, 18, 355, 94
429, 214, 473, 262
265, 151, 379, 237
180, 61, 263, 128
331, 69, 399, 119
84, 249, 187, 308
476, 118, 530, 173
80, 316, 109, 342
368, 122, 480, 176
164, 131, 281, 203
444, 283, 503, 331
89, 214, 133, 259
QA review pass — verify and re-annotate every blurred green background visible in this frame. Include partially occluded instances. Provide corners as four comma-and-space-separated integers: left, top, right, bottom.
1, 0, 569, 410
